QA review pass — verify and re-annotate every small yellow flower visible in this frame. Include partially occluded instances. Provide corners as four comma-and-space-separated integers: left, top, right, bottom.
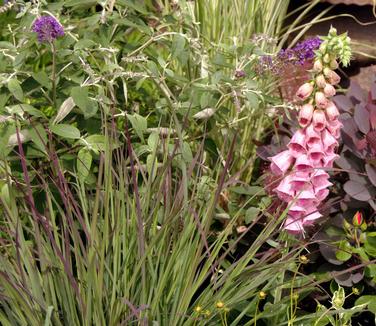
203, 310, 211, 317
216, 301, 225, 309
194, 306, 202, 313
259, 291, 266, 300
299, 255, 309, 264
352, 287, 360, 295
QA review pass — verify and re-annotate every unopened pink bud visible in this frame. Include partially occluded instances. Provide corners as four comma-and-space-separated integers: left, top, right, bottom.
326, 101, 339, 121
324, 84, 336, 97
315, 92, 328, 109
316, 75, 326, 88
313, 60, 323, 72
296, 83, 313, 100
330, 59, 338, 70
298, 104, 314, 127
324, 68, 340, 85
312, 109, 327, 132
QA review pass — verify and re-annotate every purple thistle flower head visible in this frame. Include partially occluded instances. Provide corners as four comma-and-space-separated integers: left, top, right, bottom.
32, 16, 64, 43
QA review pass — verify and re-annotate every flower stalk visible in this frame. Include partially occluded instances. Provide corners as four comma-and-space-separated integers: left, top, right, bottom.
269, 28, 351, 233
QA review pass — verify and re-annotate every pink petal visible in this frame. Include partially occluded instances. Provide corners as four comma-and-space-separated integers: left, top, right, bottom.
288, 129, 307, 157
290, 173, 311, 191
316, 188, 329, 201
308, 143, 325, 164
295, 154, 313, 172
269, 150, 294, 175
322, 129, 338, 152
298, 104, 314, 128
311, 169, 331, 189
284, 217, 304, 233
306, 124, 321, 148
303, 210, 322, 225
274, 176, 294, 202
323, 153, 339, 168
327, 120, 342, 139
313, 110, 327, 132
296, 188, 317, 207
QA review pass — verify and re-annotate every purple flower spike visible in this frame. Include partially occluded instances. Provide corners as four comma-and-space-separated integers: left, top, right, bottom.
32, 16, 64, 43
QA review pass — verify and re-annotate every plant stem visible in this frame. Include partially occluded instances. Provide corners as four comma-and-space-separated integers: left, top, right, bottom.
51, 42, 57, 109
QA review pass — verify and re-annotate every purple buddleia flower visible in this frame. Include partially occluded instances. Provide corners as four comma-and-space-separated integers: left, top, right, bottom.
32, 16, 64, 43
257, 37, 322, 74
293, 37, 322, 64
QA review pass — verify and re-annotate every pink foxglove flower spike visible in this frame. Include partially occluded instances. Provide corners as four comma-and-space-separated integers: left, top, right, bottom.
268, 27, 351, 233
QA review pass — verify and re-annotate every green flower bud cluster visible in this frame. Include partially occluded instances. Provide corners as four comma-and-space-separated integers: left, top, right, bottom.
316, 26, 351, 67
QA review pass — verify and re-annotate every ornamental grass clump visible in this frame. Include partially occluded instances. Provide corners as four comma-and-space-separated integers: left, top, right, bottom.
269, 28, 351, 233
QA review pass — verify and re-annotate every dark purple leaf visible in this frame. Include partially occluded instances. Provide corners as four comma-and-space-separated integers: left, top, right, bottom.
366, 103, 376, 129
365, 163, 376, 187
342, 117, 358, 138
371, 83, 376, 101
256, 146, 273, 161
348, 81, 366, 103
334, 271, 355, 287
336, 150, 362, 171
349, 173, 368, 185
319, 244, 343, 265
344, 180, 372, 201
354, 104, 370, 134
366, 130, 376, 151
333, 94, 353, 112
356, 138, 367, 151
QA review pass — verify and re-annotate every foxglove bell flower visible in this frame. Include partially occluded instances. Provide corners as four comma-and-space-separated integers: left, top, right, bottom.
298, 104, 314, 127
312, 109, 327, 132
326, 101, 340, 121
315, 91, 328, 109
296, 83, 314, 100
268, 28, 351, 233
32, 16, 64, 43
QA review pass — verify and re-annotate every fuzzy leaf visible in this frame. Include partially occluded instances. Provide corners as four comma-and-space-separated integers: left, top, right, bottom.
333, 95, 353, 112
365, 164, 376, 187
344, 180, 372, 201
7, 79, 24, 102
77, 148, 92, 180
53, 97, 75, 124
50, 124, 81, 139
354, 104, 370, 134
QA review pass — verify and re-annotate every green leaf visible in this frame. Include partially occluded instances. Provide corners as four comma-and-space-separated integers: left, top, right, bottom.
50, 124, 81, 139
182, 142, 193, 163
7, 104, 46, 119
335, 240, 352, 262
32, 71, 51, 89
230, 185, 265, 196
355, 295, 376, 314
126, 113, 147, 142
53, 97, 75, 124
245, 91, 259, 109
7, 79, 24, 102
77, 148, 92, 180
28, 124, 47, 153
172, 34, 186, 59
71, 86, 98, 119
85, 134, 107, 151
245, 207, 260, 224
365, 233, 376, 257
